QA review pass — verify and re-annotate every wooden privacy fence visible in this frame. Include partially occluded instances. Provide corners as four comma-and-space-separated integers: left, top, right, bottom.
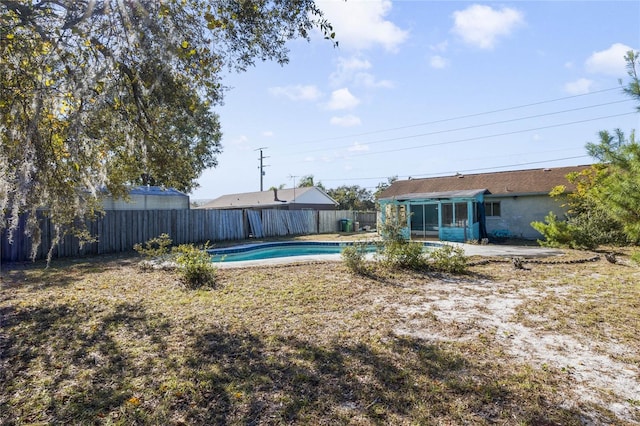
2, 209, 378, 262
318, 210, 377, 233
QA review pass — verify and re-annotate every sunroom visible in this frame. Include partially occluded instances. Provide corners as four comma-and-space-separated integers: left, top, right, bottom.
378, 189, 487, 243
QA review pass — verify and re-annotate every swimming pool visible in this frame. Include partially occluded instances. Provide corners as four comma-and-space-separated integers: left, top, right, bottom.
208, 241, 441, 263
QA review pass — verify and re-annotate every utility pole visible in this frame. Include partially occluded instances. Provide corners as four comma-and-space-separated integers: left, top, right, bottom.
289, 175, 298, 206
255, 147, 269, 191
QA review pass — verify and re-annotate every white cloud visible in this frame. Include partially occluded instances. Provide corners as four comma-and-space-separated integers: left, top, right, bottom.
317, 0, 408, 52
330, 56, 394, 89
268, 84, 322, 101
430, 40, 449, 53
585, 43, 634, 76
564, 78, 594, 95
330, 115, 362, 127
326, 88, 360, 110
430, 55, 449, 69
354, 72, 394, 88
347, 142, 369, 152
451, 4, 524, 49
330, 56, 371, 86
231, 135, 251, 150
262, 130, 274, 138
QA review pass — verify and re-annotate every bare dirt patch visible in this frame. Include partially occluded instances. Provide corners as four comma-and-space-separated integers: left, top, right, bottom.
1, 250, 639, 425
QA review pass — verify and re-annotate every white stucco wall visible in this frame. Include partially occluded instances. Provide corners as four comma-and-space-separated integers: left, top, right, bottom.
485, 194, 565, 239
295, 188, 337, 206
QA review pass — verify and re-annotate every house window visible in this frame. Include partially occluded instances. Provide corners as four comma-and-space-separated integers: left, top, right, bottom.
455, 202, 468, 226
441, 202, 468, 227
485, 201, 501, 217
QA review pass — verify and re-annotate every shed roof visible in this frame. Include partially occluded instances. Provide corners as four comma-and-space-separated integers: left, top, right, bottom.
127, 186, 188, 197
391, 189, 488, 201
197, 187, 338, 209
379, 165, 590, 200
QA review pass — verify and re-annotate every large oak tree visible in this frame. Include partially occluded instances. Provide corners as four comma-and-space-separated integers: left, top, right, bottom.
0, 0, 334, 259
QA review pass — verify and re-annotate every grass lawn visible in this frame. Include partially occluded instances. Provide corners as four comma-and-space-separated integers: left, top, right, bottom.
1, 247, 639, 425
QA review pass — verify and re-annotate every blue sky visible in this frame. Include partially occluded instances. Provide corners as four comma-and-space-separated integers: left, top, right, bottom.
190, 0, 640, 201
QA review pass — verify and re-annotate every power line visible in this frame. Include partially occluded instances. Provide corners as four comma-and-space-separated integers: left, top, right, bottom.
295, 86, 624, 145
336, 111, 638, 159
290, 99, 634, 155
320, 153, 590, 182
334, 155, 594, 191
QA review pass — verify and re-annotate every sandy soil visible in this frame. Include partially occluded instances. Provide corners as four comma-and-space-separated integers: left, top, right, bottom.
390, 276, 640, 424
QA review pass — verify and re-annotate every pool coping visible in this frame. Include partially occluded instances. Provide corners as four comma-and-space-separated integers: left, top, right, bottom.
210, 240, 564, 269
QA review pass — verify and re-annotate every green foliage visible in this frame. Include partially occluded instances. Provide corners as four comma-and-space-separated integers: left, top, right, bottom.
531, 212, 576, 248
567, 206, 629, 248
133, 233, 173, 259
585, 129, 640, 242
1, 1, 333, 261
374, 176, 398, 201
374, 203, 429, 270
538, 53, 640, 248
543, 166, 628, 249
172, 243, 217, 289
630, 251, 640, 265
378, 240, 428, 270
428, 244, 468, 273
326, 185, 375, 211
341, 243, 370, 275
578, 51, 640, 243
378, 210, 407, 244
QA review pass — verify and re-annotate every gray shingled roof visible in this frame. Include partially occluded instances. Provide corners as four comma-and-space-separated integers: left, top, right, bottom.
378, 165, 590, 200
197, 187, 337, 209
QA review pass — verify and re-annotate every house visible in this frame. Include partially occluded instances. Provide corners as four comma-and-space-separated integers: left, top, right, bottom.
377, 165, 589, 242
197, 187, 338, 211
101, 186, 190, 210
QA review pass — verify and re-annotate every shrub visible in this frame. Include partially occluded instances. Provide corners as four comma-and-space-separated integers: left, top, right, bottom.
341, 243, 370, 275
568, 206, 629, 249
133, 233, 172, 259
172, 243, 217, 289
377, 240, 428, 270
631, 251, 640, 266
428, 244, 468, 273
531, 212, 575, 248
378, 213, 407, 244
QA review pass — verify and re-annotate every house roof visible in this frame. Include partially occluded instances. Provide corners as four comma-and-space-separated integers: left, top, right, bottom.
394, 189, 488, 201
127, 186, 188, 197
197, 186, 338, 209
378, 165, 591, 200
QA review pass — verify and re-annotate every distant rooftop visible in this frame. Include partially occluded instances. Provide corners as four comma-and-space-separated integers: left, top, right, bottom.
379, 165, 591, 200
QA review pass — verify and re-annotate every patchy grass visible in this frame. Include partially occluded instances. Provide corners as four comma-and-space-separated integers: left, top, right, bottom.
1, 250, 639, 425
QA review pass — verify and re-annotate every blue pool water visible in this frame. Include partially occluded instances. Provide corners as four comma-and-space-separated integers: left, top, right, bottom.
208, 241, 440, 263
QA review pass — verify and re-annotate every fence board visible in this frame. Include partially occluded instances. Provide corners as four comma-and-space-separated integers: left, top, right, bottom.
2, 208, 377, 262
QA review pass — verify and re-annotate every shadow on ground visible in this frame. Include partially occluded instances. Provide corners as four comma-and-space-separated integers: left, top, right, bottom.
1, 298, 588, 425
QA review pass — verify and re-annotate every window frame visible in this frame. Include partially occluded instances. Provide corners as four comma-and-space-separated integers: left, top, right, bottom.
484, 201, 501, 217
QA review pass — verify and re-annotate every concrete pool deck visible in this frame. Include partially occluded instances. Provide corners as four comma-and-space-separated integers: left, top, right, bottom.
214, 242, 565, 268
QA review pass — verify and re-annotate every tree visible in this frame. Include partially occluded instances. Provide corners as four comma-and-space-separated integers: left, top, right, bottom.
326, 185, 374, 211
533, 51, 640, 248
0, 0, 334, 260
534, 166, 628, 249
567, 50, 640, 243
298, 175, 315, 188
297, 174, 325, 190
585, 128, 640, 242
373, 175, 398, 200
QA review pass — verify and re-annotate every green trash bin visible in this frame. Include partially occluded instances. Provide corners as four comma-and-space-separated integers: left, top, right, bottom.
346, 219, 353, 232
339, 219, 348, 232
